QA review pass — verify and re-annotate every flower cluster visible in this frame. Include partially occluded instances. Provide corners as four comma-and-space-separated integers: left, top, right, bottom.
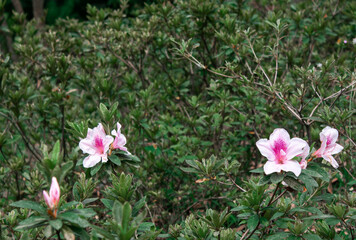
43, 177, 60, 218
256, 126, 343, 177
79, 122, 128, 168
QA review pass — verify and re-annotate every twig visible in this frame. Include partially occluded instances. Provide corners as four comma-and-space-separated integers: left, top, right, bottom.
0, 112, 41, 160
270, 189, 287, 205
227, 174, 247, 192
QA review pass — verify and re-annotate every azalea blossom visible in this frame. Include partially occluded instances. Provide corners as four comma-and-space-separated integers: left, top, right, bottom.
313, 126, 343, 168
111, 122, 128, 152
79, 123, 114, 168
43, 177, 60, 218
256, 128, 309, 177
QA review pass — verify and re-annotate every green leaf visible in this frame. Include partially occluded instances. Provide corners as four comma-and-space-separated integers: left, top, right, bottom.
250, 167, 264, 173
82, 198, 98, 205
44, 225, 53, 238
49, 219, 63, 230
110, 155, 121, 166
10, 200, 46, 213
72, 208, 97, 218
283, 177, 303, 191
180, 167, 199, 173
90, 163, 102, 176
59, 211, 90, 227
247, 214, 259, 231
303, 169, 322, 178
307, 163, 330, 182
113, 201, 123, 224
99, 103, 111, 122
59, 161, 73, 183
68, 225, 90, 240
303, 233, 323, 240
122, 202, 132, 230
15, 216, 47, 231
51, 140, 61, 168
132, 197, 146, 217
91, 224, 114, 240
258, 175, 271, 185
270, 212, 284, 221
72, 182, 80, 201
231, 206, 249, 212
298, 173, 318, 192
62, 226, 75, 240
266, 232, 291, 240
303, 214, 336, 220
101, 198, 114, 209
271, 173, 284, 184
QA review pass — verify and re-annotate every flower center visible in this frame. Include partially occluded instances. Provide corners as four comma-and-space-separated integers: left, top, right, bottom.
326, 136, 332, 146
94, 136, 104, 154
273, 139, 287, 164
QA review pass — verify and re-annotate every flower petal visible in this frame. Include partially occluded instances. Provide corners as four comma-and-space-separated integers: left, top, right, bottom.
43, 190, 53, 209
286, 138, 308, 160
111, 129, 118, 136
83, 154, 102, 168
322, 155, 339, 169
49, 177, 60, 206
321, 126, 339, 145
280, 160, 302, 177
300, 159, 307, 170
101, 154, 108, 163
299, 145, 310, 161
256, 139, 275, 161
330, 143, 343, 155
263, 161, 281, 175
269, 128, 290, 144
79, 138, 96, 155
103, 135, 114, 153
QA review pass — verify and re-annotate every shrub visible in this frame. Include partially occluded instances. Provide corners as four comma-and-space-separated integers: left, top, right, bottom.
0, 0, 355, 239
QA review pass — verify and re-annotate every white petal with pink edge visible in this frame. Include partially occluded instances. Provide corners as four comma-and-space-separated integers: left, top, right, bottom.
330, 143, 343, 155
286, 138, 308, 160
83, 154, 102, 168
280, 160, 302, 177
322, 155, 339, 169
256, 139, 275, 161
263, 161, 282, 175
321, 126, 339, 145
79, 138, 96, 155
269, 128, 290, 144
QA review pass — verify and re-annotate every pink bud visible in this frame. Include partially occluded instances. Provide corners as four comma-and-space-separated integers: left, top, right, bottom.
43, 177, 60, 211
49, 177, 60, 207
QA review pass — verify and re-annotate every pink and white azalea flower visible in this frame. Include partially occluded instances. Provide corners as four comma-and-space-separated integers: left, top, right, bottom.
111, 122, 128, 152
43, 177, 60, 210
313, 126, 343, 168
256, 128, 309, 177
79, 123, 114, 168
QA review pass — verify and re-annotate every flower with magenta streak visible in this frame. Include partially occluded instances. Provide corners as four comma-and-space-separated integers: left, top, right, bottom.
79, 123, 114, 168
256, 128, 309, 177
111, 122, 128, 152
43, 177, 60, 218
313, 126, 343, 168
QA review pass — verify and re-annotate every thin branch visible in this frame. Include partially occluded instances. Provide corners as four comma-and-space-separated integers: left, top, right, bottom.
227, 174, 247, 192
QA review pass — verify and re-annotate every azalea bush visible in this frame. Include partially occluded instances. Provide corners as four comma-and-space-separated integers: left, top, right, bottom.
0, 0, 355, 239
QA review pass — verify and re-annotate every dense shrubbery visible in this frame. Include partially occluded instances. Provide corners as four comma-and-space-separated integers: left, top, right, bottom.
0, 0, 355, 239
